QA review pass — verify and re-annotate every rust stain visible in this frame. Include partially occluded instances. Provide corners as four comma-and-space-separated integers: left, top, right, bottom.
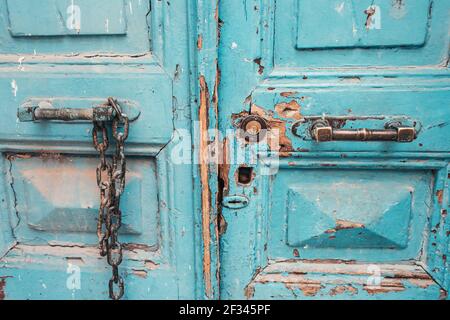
6, 153, 32, 160
436, 190, 443, 205
293, 249, 300, 257
217, 137, 228, 239
408, 278, 435, 289
286, 281, 323, 297
364, 279, 407, 295
65, 257, 85, 265
219, 138, 230, 193
197, 35, 203, 50
212, 61, 221, 113
0, 277, 6, 300
212, 60, 221, 293
274, 100, 302, 120
215, 2, 221, 42
231, 110, 250, 125
284, 258, 357, 265
364, 285, 405, 295
335, 220, 365, 231
244, 267, 262, 299
364, 7, 376, 28
123, 243, 153, 252
253, 58, 265, 75
39, 153, 67, 162
280, 92, 298, 98
329, 285, 358, 296
199, 75, 212, 298
8, 152, 68, 162
244, 284, 255, 299
144, 260, 159, 270
132, 270, 148, 278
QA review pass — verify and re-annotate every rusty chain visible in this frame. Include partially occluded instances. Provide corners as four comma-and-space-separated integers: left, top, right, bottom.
93, 97, 129, 300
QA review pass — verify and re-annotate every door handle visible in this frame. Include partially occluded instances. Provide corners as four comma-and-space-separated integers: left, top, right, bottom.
19, 105, 115, 122
17, 98, 140, 122
310, 120, 417, 143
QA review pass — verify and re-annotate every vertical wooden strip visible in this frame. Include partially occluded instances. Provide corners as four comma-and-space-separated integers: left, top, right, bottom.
196, 0, 221, 299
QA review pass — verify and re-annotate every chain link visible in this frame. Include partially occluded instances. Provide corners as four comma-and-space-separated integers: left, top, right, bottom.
93, 98, 129, 300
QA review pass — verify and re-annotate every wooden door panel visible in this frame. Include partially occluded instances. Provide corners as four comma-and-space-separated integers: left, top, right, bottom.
218, 0, 450, 300
0, 0, 198, 300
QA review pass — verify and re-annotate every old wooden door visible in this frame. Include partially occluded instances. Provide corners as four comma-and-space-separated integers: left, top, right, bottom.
218, 0, 450, 299
0, 0, 200, 299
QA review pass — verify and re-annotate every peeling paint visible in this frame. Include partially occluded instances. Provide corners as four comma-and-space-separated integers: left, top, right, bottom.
274, 100, 302, 120
199, 75, 212, 298
219, 138, 230, 193
364, 284, 405, 295
244, 267, 262, 299
365, 7, 376, 25
197, 35, 203, 50
335, 219, 365, 231
123, 243, 153, 252
244, 283, 255, 299
329, 285, 358, 296
436, 190, 443, 205
132, 269, 148, 278
408, 278, 435, 289
253, 58, 264, 75
144, 260, 159, 271
286, 282, 323, 297
251, 104, 293, 156
0, 278, 5, 300
280, 91, 298, 98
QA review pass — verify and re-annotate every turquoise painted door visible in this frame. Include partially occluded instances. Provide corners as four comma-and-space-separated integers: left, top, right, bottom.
0, 0, 200, 299
218, 0, 450, 299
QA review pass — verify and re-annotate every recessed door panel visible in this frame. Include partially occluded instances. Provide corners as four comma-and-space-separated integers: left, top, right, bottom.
7, 154, 158, 248
7, 0, 127, 36
296, 0, 430, 49
274, 0, 449, 67
272, 168, 431, 261
0, 0, 150, 54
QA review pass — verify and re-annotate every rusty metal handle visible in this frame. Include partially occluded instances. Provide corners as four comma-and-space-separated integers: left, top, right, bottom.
18, 106, 115, 122
17, 99, 141, 123
311, 120, 417, 143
